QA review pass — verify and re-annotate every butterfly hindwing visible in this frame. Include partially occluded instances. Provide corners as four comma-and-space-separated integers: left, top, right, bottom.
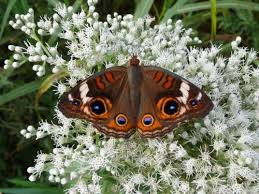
93, 81, 136, 138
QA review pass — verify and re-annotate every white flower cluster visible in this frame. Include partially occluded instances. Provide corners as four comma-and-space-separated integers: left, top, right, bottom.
6, 0, 259, 193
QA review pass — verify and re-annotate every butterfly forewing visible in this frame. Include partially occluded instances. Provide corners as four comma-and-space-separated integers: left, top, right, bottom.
58, 66, 137, 138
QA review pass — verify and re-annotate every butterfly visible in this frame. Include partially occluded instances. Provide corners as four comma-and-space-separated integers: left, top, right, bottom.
58, 56, 214, 138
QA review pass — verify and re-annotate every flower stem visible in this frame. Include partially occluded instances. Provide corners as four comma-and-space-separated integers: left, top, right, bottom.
210, 0, 217, 40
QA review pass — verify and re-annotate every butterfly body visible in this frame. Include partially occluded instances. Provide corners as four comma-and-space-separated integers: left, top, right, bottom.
58, 57, 214, 138
127, 63, 142, 121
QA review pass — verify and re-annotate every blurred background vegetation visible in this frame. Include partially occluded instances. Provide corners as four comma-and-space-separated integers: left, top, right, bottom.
0, 0, 259, 193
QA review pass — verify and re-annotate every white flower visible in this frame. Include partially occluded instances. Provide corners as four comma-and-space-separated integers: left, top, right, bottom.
184, 158, 197, 176
54, 82, 67, 96
213, 139, 226, 152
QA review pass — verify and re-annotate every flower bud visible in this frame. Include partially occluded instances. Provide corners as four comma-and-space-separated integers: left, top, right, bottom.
38, 29, 45, 35
27, 125, 35, 132
27, 167, 34, 173
4, 59, 12, 65
20, 129, 27, 135
48, 175, 55, 182
29, 175, 36, 182
8, 45, 15, 51
9, 20, 14, 25
67, 6, 73, 12
61, 178, 67, 185
25, 133, 32, 139
28, 8, 34, 14
55, 176, 61, 182
53, 14, 61, 21
13, 54, 22, 60
3, 64, 10, 69
12, 62, 20, 68
89, 6, 95, 13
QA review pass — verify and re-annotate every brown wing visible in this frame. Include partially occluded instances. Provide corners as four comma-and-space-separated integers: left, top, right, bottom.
58, 66, 136, 138
136, 66, 214, 138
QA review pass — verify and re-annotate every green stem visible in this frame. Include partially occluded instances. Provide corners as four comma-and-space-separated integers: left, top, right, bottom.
211, 0, 217, 40
32, 33, 52, 57
95, 133, 100, 146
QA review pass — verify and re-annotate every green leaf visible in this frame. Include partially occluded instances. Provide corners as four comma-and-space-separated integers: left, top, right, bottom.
134, 0, 154, 18
182, 11, 211, 27
7, 178, 49, 188
46, 0, 61, 7
0, 68, 13, 89
158, 0, 174, 21
0, 188, 63, 194
161, 0, 259, 22
101, 171, 119, 194
0, 0, 17, 41
73, 0, 83, 10
35, 71, 68, 111
161, 0, 189, 23
0, 77, 45, 106
218, 42, 232, 55
0, 31, 23, 45
19, 0, 30, 13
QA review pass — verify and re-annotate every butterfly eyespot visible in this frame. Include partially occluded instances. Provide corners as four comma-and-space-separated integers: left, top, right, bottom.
72, 99, 81, 106
90, 99, 106, 115
190, 99, 199, 106
115, 114, 128, 126
142, 114, 154, 126
163, 99, 178, 115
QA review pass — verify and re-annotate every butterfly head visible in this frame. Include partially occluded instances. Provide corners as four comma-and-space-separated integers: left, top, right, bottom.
129, 56, 140, 66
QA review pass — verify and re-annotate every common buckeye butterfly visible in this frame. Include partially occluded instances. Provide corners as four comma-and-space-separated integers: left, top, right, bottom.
58, 56, 213, 138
